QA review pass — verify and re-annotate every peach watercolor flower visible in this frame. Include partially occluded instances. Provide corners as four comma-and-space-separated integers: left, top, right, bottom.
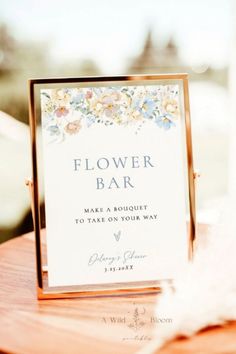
64, 120, 81, 134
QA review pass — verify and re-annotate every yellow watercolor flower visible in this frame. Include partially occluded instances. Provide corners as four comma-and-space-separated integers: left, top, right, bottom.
162, 98, 179, 117
52, 89, 71, 106
91, 91, 121, 118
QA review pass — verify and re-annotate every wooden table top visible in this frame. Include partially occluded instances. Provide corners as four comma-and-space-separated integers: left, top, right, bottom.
0, 227, 236, 354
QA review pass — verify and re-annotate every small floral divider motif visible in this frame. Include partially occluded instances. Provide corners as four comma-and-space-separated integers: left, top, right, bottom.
41, 85, 180, 142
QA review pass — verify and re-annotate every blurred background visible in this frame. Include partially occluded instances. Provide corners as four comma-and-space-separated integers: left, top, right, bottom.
0, 0, 234, 243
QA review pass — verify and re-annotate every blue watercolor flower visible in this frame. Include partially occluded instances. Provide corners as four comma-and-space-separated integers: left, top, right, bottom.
86, 114, 96, 127
155, 114, 175, 130
133, 97, 156, 119
47, 125, 60, 135
73, 93, 84, 103
70, 93, 85, 110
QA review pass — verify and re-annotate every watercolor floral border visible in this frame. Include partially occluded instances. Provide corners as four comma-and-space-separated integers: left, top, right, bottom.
41, 85, 180, 142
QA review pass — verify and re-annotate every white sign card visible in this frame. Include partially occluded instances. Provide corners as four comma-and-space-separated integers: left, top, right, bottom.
29, 75, 195, 297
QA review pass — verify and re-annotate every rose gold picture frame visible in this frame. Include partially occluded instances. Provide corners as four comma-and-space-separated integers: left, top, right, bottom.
27, 74, 197, 299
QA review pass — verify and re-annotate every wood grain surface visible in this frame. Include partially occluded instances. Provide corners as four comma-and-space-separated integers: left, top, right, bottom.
0, 227, 236, 354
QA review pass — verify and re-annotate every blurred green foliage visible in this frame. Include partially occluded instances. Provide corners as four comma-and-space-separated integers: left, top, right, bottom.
0, 23, 100, 124
0, 24, 47, 123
